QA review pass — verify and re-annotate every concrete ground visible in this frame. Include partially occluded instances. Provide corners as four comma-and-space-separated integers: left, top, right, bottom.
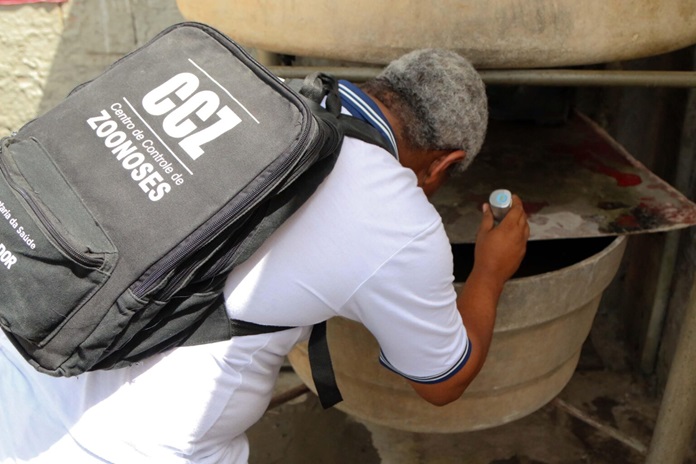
247, 305, 696, 464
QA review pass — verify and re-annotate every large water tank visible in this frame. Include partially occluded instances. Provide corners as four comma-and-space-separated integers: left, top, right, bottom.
177, 0, 696, 68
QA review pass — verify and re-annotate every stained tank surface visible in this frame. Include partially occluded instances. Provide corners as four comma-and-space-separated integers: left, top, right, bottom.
431, 112, 696, 243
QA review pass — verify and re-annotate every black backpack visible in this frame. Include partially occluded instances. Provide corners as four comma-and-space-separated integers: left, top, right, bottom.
0, 22, 392, 408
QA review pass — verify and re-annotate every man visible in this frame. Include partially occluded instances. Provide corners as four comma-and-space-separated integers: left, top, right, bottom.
0, 49, 528, 463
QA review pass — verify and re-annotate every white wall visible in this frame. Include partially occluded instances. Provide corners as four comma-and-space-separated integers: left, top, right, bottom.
0, 0, 184, 134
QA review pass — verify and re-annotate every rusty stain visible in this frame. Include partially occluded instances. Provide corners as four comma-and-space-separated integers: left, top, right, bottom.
520, 201, 551, 215
430, 111, 696, 243
574, 153, 643, 187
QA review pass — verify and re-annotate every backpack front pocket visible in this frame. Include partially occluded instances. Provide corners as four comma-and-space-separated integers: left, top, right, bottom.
0, 137, 117, 347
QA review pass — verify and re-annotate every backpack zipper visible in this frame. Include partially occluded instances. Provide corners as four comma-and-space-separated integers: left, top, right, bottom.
132, 126, 321, 299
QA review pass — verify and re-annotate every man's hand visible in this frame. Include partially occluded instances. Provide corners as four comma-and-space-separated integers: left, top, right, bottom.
409, 195, 529, 406
474, 194, 529, 286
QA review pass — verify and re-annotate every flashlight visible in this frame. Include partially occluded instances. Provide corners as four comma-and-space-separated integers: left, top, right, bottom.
489, 189, 512, 223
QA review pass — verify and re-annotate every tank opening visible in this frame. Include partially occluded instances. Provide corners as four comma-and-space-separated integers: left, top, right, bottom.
451, 236, 616, 282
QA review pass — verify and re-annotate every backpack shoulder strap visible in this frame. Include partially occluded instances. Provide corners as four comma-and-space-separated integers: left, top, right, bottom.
338, 115, 397, 158
289, 74, 398, 159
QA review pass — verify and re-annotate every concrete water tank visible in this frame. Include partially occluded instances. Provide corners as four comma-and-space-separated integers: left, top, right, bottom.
176, 0, 696, 68
285, 110, 696, 431
287, 236, 626, 432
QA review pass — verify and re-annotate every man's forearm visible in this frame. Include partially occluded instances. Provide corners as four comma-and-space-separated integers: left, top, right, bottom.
409, 196, 528, 406
455, 265, 505, 382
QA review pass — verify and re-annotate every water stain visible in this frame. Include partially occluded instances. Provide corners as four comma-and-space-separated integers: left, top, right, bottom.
570, 417, 643, 464
591, 396, 620, 428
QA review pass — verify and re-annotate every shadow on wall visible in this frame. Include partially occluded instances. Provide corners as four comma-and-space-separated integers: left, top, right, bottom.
38, 0, 184, 114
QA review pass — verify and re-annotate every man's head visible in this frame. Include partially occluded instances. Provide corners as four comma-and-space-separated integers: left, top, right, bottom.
361, 49, 488, 195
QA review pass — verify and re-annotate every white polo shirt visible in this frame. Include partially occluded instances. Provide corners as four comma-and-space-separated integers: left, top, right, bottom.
0, 88, 469, 463
223, 135, 470, 383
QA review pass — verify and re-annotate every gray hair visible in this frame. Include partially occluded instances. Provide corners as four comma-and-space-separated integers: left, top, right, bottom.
362, 49, 488, 172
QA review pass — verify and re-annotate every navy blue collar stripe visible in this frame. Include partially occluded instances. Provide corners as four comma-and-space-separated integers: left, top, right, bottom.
338, 81, 399, 160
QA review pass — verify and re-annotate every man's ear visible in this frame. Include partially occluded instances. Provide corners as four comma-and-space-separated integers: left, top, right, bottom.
421, 149, 466, 196
429, 150, 466, 177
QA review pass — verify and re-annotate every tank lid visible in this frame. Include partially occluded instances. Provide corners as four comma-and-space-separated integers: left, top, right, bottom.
431, 111, 696, 243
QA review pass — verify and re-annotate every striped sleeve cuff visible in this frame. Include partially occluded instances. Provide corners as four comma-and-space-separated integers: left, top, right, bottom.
378, 337, 472, 384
